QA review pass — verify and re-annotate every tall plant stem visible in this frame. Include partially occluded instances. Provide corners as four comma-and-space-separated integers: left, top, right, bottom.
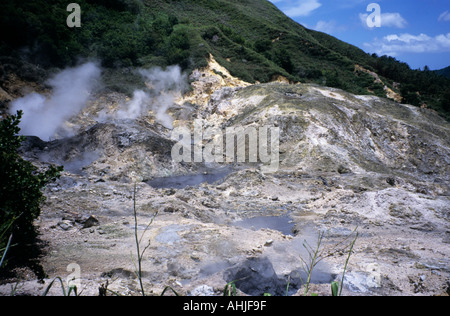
133, 183, 145, 296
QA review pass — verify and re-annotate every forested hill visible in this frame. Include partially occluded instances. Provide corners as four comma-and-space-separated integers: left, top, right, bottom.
0, 0, 449, 120
435, 66, 450, 79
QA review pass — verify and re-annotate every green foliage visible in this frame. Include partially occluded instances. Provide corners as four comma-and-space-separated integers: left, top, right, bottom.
0, 111, 63, 257
331, 281, 339, 297
368, 55, 450, 118
0, 228, 13, 269
160, 286, 181, 297
166, 25, 192, 67
254, 39, 272, 54
435, 66, 450, 79
401, 85, 421, 107
223, 281, 238, 297
43, 277, 79, 296
324, 69, 348, 90
0, 0, 187, 69
272, 47, 294, 74
442, 89, 450, 113
1, 0, 449, 119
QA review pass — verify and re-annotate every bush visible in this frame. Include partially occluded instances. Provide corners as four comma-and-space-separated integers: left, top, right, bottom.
163, 25, 190, 68
254, 39, 272, 53
0, 111, 63, 257
400, 84, 421, 107
441, 89, 450, 112
272, 47, 294, 74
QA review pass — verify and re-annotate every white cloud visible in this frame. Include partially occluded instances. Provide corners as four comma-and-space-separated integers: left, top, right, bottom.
359, 12, 408, 28
309, 20, 346, 35
381, 13, 408, 28
276, 0, 322, 17
364, 33, 450, 56
312, 20, 337, 33
438, 11, 450, 22
384, 33, 431, 44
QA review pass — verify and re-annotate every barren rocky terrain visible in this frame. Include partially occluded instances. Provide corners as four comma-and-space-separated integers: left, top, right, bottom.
0, 57, 449, 296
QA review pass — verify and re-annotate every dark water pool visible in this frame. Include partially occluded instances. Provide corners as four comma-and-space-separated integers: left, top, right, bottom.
233, 215, 295, 236
224, 257, 336, 296
146, 168, 233, 189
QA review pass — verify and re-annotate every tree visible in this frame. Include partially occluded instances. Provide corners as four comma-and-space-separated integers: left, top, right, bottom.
254, 39, 272, 53
166, 26, 191, 67
273, 47, 294, 74
442, 88, 450, 117
400, 84, 421, 107
0, 111, 63, 261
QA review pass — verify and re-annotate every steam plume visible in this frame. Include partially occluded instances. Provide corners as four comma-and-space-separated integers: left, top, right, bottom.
115, 65, 187, 129
10, 62, 101, 141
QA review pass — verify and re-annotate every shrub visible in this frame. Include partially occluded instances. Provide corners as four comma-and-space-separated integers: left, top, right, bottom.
254, 39, 272, 53
0, 111, 63, 258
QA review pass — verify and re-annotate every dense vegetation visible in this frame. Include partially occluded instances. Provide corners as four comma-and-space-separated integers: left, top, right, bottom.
0, 111, 63, 271
435, 66, 450, 79
0, 0, 449, 119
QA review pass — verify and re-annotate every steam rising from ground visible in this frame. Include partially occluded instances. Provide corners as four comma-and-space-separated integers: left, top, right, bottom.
10, 62, 101, 141
10, 63, 185, 141
115, 65, 187, 129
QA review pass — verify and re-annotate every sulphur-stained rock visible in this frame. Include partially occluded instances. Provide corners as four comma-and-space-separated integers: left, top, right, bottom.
2, 58, 449, 296
181, 54, 251, 107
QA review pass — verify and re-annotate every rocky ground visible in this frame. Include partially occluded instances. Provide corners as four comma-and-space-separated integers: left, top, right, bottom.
0, 57, 449, 296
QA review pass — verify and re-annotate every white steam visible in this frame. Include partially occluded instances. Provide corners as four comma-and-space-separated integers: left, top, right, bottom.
10, 62, 101, 141
117, 90, 150, 119
115, 65, 187, 129
10, 64, 186, 140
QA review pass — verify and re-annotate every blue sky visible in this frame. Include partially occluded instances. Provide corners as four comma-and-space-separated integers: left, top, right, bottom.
269, 0, 450, 70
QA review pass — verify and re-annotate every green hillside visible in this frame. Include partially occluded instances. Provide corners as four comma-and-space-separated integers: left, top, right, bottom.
435, 66, 450, 79
0, 0, 449, 119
